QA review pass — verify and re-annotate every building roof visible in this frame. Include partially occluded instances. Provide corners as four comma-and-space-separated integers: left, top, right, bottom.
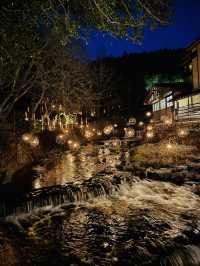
183, 37, 200, 65
173, 88, 200, 101
144, 82, 189, 105
187, 37, 200, 51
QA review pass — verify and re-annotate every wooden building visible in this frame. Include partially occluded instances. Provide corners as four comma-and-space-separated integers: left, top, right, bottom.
174, 39, 200, 122
144, 83, 186, 124
145, 38, 200, 124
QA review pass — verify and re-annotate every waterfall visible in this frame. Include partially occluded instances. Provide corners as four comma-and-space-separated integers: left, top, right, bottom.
161, 245, 200, 266
0, 174, 137, 217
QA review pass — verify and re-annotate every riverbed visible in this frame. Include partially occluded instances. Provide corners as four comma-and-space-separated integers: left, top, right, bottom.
0, 140, 200, 266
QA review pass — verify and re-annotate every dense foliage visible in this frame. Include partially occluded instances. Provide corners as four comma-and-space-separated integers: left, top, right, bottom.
0, 0, 174, 123
92, 49, 184, 118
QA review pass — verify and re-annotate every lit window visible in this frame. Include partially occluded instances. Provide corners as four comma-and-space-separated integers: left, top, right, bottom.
166, 95, 173, 107
192, 94, 200, 104
178, 97, 189, 107
160, 99, 166, 110
154, 101, 160, 111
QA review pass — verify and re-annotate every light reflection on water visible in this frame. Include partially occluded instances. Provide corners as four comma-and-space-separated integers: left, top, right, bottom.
5, 179, 200, 266
2, 140, 200, 266
33, 143, 126, 189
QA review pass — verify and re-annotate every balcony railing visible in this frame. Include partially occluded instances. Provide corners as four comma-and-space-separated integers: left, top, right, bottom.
175, 103, 200, 121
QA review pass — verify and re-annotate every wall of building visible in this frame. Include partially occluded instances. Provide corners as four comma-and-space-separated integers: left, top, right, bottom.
153, 107, 173, 123
174, 93, 200, 121
192, 42, 200, 89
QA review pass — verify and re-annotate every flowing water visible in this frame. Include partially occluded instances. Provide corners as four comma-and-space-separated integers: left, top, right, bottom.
0, 140, 200, 266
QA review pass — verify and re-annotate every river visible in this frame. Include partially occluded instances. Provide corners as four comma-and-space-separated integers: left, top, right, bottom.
0, 140, 200, 266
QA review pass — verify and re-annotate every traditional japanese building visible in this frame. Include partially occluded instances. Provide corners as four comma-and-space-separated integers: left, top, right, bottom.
145, 38, 200, 124
174, 38, 200, 122
144, 83, 187, 124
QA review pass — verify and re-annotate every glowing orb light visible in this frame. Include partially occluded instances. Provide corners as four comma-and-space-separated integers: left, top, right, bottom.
146, 132, 154, 139
91, 111, 95, 117
22, 133, 32, 143
139, 121, 144, 126
63, 128, 69, 134
56, 134, 65, 144
103, 125, 113, 135
166, 143, 173, 149
146, 111, 152, 117
112, 257, 118, 262
178, 129, 188, 137
128, 117, 136, 125
85, 130, 93, 138
164, 119, 172, 125
147, 125, 153, 131
72, 142, 80, 150
97, 131, 102, 136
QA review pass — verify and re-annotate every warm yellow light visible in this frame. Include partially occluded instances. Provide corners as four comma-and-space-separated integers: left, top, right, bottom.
128, 117, 136, 125
146, 111, 152, 117
112, 257, 118, 262
57, 134, 65, 140
92, 128, 96, 132
73, 142, 80, 149
164, 119, 172, 125
178, 129, 188, 137
68, 139, 73, 145
97, 131, 102, 136
112, 139, 121, 147
126, 128, 135, 138
146, 132, 153, 138
22, 133, 39, 147
166, 143, 173, 149
30, 137, 39, 147
103, 125, 113, 135
56, 134, 66, 144
114, 124, 118, 128
80, 125, 84, 129
91, 111, 95, 117
22, 133, 32, 143
147, 125, 153, 131
139, 121, 144, 126
63, 128, 69, 134
85, 130, 93, 138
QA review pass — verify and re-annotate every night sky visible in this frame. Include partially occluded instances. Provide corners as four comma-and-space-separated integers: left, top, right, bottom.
86, 0, 200, 59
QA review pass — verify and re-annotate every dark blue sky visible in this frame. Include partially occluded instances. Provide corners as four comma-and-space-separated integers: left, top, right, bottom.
86, 0, 200, 59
